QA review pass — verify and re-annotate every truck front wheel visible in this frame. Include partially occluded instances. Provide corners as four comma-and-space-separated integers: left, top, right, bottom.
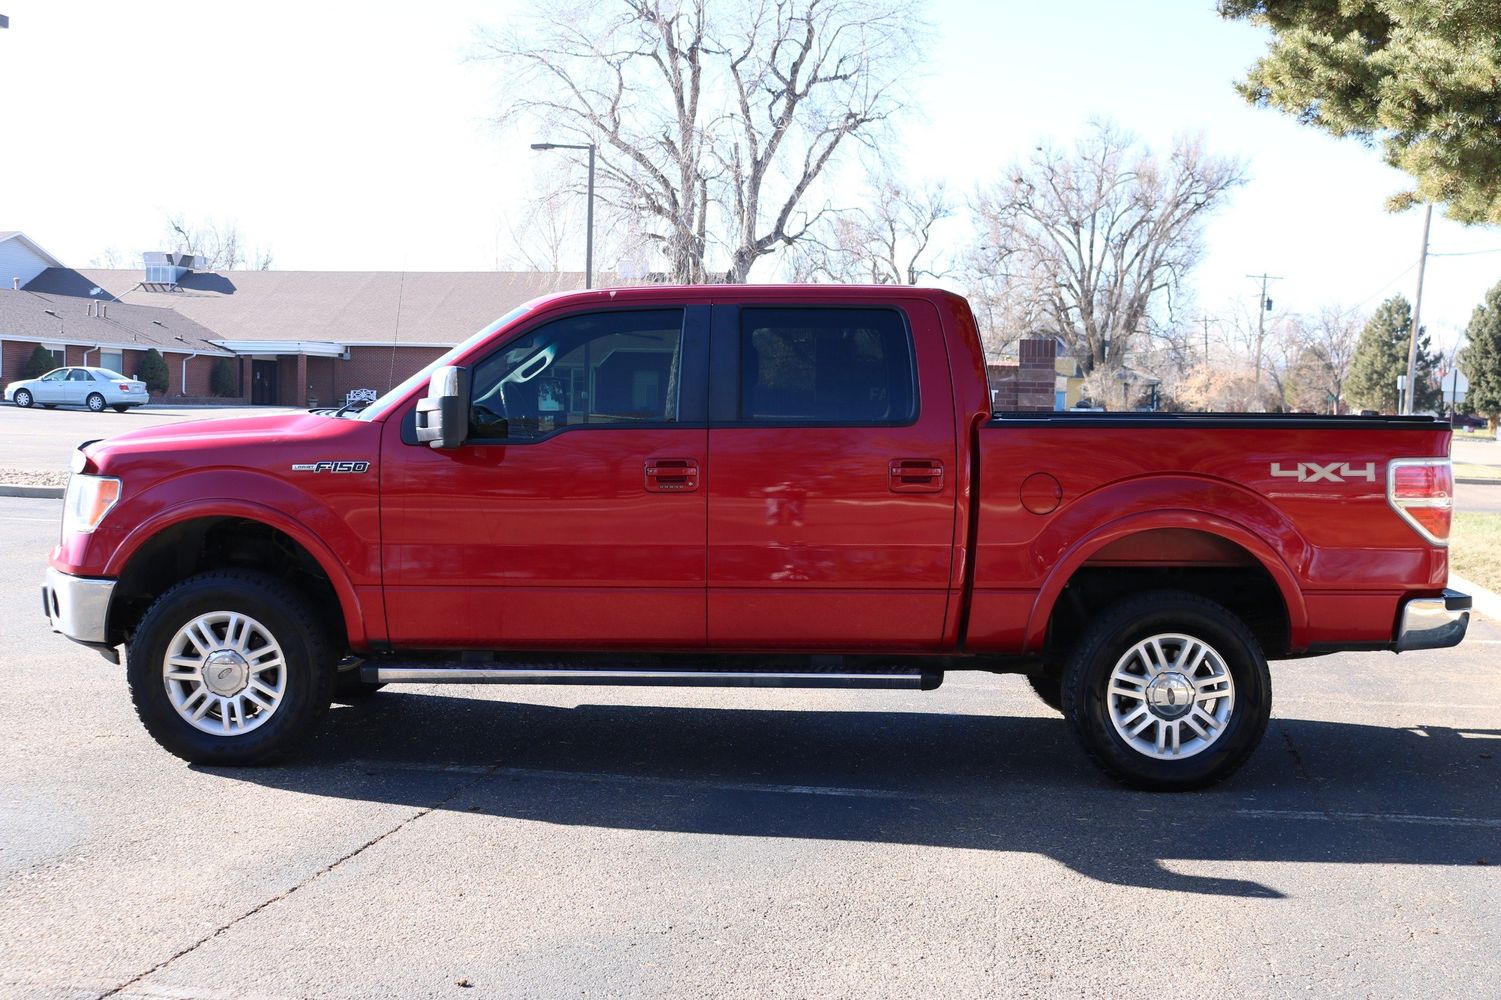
1062, 591, 1271, 791
127, 571, 336, 765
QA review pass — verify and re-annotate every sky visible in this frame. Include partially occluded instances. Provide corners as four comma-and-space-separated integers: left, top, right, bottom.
2, 0, 1499, 353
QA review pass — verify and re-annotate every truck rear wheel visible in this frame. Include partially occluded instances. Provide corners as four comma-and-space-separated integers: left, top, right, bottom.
1062, 590, 1270, 791
127, 571, 335, 765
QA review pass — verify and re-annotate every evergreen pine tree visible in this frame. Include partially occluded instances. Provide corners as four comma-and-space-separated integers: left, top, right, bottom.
1347, 296, 1410, 412
1345, 295, 1440, 412
1461, 279, 1501, 428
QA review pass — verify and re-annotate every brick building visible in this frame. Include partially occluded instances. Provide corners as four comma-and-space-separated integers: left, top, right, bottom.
1, 233, 232, 397
8, 235, 588, 408
988, 337, 1061, 411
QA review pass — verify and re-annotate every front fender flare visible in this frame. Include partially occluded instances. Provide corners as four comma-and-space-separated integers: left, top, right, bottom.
106, 497, 370, 648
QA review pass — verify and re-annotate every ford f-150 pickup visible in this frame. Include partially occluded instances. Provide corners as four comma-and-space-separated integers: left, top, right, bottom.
42, 286, 1470, 789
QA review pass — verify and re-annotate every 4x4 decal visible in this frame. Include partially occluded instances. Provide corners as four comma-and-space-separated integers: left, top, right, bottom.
1270, 461, 1378, 483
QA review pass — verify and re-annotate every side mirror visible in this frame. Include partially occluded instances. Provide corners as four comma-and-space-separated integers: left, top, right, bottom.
414, 365, 471, 449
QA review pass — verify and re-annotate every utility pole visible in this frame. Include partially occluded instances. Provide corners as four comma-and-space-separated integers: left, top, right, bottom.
1200, 315, 1212, 361
1247, 273, 1282, 391
1403, 203, 1433, 414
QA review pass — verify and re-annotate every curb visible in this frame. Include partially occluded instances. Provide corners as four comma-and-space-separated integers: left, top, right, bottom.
0, 484, 64, 499
1456, 478, 1501, 486
1449, 572, 1501, 622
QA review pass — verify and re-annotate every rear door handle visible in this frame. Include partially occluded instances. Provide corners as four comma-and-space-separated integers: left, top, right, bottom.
644, 458, 700, 493
889, 459, 944, 493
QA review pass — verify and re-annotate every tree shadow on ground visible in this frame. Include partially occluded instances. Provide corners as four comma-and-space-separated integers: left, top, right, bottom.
207, 692, 1501, 899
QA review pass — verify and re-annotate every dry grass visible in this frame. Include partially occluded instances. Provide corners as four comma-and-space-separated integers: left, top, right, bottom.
1451, 512, 1501, 594
1453, 462, 1501, 482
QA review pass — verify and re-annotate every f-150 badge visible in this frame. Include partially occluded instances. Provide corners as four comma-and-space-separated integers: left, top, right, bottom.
1270, 461, 1377, 483
291, 461, 370, 474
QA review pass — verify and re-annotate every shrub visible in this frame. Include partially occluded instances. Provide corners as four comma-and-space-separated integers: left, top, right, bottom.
22, 344, 57, 379
137, 348, 169, 396
210, 357, 238, 397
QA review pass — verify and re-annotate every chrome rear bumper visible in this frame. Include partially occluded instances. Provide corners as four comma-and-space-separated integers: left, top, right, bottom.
1395, 589, 1471, 652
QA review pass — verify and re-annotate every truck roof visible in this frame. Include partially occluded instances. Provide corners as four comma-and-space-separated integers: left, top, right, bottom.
517, 283, 972, 313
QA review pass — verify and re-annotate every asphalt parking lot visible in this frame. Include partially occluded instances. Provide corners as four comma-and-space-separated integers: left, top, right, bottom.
0, 404, 302, 475
2, 496, 1499, 999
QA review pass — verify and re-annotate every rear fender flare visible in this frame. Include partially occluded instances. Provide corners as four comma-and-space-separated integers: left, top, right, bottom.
1023, 487, 1309, 652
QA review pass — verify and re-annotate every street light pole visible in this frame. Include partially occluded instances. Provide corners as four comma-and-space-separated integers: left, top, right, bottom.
530, 141, 596, 290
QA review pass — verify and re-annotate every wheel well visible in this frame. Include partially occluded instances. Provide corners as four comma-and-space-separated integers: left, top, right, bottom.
1045, 529, 1290, 663
109, 517, 346, 651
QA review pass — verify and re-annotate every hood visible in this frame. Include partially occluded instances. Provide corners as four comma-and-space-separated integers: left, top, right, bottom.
81, 411, 379, 479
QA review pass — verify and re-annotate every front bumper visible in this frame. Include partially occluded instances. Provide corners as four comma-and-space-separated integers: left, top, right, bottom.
42, 567, 116, 645
1395, 589, 1471, 652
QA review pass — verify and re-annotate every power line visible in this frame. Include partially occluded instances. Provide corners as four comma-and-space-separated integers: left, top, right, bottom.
1353, 260, 1419, 311
1428, 247, 1501, 257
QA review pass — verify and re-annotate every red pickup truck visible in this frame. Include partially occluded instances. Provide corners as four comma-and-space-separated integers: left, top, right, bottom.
43, 286, 1469, 789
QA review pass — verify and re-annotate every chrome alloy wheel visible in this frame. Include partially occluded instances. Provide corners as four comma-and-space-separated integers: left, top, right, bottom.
1105, 633, 1235, 760
162, 611, 287, 736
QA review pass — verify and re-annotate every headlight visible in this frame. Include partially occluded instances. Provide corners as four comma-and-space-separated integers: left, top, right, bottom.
62, 474, 121, 535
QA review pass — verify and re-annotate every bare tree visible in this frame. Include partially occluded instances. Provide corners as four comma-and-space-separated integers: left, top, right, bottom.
163, 214, 273, 270
89, 246, 128, 268
789, 170, 951, 283
1300, 307, 1361, 413
479, 0, 919, 283
499, 179, 582, 272
970, 122, 1245, 373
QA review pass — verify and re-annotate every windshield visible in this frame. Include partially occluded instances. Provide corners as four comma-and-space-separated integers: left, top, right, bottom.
356, 304, 535, 421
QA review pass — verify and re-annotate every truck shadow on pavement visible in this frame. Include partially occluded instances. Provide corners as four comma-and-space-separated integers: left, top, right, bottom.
208, 693, 1501, 899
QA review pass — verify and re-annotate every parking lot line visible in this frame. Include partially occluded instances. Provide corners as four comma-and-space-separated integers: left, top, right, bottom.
1233, 809, 1501, 829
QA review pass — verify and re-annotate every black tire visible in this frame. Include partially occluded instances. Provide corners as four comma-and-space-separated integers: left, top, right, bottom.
127, 570, 336, 765
112, 404, 129, 413
1062, 590, 1271, 791
1026, 670, 1065, 714
86, 392, 106, 412
13, 389, 32, 408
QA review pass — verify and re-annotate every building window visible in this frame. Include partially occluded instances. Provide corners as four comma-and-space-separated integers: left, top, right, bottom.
98, 350, 124, 375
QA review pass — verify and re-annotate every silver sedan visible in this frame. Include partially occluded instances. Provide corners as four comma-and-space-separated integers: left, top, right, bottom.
5, 367, 150, 412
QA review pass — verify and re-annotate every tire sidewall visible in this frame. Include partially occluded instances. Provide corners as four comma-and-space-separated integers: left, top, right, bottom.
128, 573, 333, 764
87, 393, 106, 412
1065, 594, 1270, 790
14, 389, 31, 408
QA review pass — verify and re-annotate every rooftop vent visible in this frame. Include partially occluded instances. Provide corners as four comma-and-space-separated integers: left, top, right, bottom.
141, 251, 206, 290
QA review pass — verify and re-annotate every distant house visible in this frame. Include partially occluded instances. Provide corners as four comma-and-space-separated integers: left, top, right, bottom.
1, 239, 231, 394
3, 231, 591, 406
23, 259, 587, 406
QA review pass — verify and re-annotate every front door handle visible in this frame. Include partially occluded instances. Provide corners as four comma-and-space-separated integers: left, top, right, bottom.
889, 459, 943, 493
644, 458, 700, 493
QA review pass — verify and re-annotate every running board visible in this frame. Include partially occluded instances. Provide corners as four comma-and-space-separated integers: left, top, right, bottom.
362, 664, 942, 690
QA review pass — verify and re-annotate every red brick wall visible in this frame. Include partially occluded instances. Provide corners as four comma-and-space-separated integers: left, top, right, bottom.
988, 338, 1057, 412
333, 346, 443, 402
307, 357, 336, 408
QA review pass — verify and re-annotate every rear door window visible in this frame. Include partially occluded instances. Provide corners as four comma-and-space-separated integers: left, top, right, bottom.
739, 308, 915, 425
